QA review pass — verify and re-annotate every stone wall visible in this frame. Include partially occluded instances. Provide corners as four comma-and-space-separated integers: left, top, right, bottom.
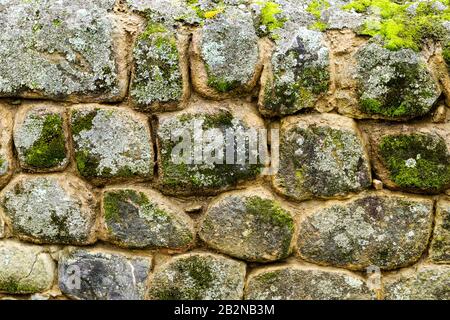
0, 0, 449, 300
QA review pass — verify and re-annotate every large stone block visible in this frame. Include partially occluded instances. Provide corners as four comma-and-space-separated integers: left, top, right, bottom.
199, 187, 294, 262
101, 187, 195, 249
430, 199, 450, 263
362, 122, 450, 194
273, 113, 371, 201
0, 240, 55, 294
148, 252, 246, 300
0, 0, 128, 102
58, 248, 151, 300
70, 105, 153, 184
0, 174, 97, 245
155, 98, 267, 195
13, 104, 69, 172
245, 264, 376, 300
296, 191, 434, 270
384, 265, 450, 300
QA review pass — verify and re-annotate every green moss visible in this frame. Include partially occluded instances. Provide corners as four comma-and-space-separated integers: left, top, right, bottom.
257, 271, 279, 283
0, 157, 5, 168
307, 0, 330, 31
75, 149, 99, 178
343, 0, 450, 51
256, 1, 287, 39
189, 0, 225, 20
0, 279, 40, 294
24, 114, 66, 168
379, 133, 450, 191
139, 21, 167, 40
245, 196, 294, 257
71, 110, 97, 136
207, 75, 238, 93
443, 42, 450, 67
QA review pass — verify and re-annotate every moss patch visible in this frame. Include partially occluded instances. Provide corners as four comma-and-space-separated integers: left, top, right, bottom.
71, 109, 97, 136
307, 0, 330, 31
24, 114, 66, 168
255, 1, 287, 39
343, 0, 450, 51
379, 133, 450, 192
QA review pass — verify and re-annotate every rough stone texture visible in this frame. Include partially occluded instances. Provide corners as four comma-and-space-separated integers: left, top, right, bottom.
340, 42, 440, 120
0, 105, 13, 189
384, 265, 450, 300
361, 122, 450, 194
190, 6, 263, 99
148, 252, 246, 300
199, 187, 294, 262
296, 191, 434, 270
430, 199, 450, 263
0, 0, 127, 102
58, 248, 151, 300
259, 26, 330, 117
70, 105, 153, 184
155, 98, 266, 196
130, 25, 190, 111
273, 113, 371, 201
0, 174, 97, 245
0, 240, 55, 294
13, 104, 69, 172
245, 264, 376, 300
101, 187, 195, 249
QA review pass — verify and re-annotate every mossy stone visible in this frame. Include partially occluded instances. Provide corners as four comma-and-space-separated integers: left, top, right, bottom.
430, 200, 450, 263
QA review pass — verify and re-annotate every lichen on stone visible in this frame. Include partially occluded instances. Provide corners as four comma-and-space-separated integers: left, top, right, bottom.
0, 0, 122, 100
14, 109, 67, 170
130, 23, 183, 107
378, 133, 450, 193
148, 253, 246, 300
199, 189, 294, 262
355, 42, 440, 119
430, 200, 450, 263
261, 26, 330, 116
102, 188, 195, 249
70, 107, 153, 181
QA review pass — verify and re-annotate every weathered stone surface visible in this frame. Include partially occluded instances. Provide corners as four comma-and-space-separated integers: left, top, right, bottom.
0, 240, 55, 294
0, 216, 4, 239
0, 106, 13, 189
362, 122, 450, 194
155, 98, 266, 196
259, 26, 330, 116
273, 113, 371, 201
245, 264, 375, 300
70, 105, 153, 183
199, 187, 294, 262
297, 192, 434, 270
384, 265, 450, 300
101, 187, 195, 249
430, 199, 450, 263
13, 105, 68, 172
58, 248, 151, 300
340, 42, 440, 120
190, 6, 263, 99
148, 252, 246, 300
130, 24, 190, 111
0, 174, 97, 245
0, 0, 127, 102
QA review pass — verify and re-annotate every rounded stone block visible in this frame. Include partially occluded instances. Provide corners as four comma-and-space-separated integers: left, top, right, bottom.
384, 265, 450, 300
190, 7, 263, 99
259, 26, 330, 117
70, 105, 153, 184
0, 240, 55, 294
245, 265, 376, 300
0, 0, 128, 102
199, 187, 294, 262
430, 199, 450, 263
155, 98, 267, 196
58, 248, 152, 300
273, 113, 371, 201
296, 191, 434, 271
0, 106, 14, 189
101, 187, 195, 249
13, 104, 69, 172
0, 174, 97, 245
341, 42, 440, 120
148, 252, 246, 300
362, 122, 450, 194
